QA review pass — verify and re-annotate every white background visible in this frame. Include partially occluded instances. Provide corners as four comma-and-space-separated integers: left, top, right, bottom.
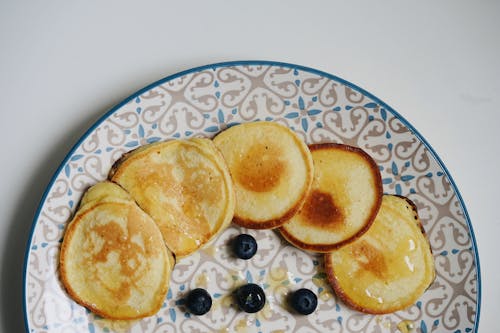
1, 1, 498, 332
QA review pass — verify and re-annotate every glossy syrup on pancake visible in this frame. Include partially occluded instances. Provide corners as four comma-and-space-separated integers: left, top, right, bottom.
109, 138, 235, 257
59, 181, 173, 319
213, 121, 313, 229
325, 195, 435, 314
279, 143, 383, 252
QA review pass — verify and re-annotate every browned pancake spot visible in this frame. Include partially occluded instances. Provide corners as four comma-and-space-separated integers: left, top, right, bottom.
301, 190, 343, 231
235, 143, 286, 192
350, 240, 388, 279
90, 220, 146, 302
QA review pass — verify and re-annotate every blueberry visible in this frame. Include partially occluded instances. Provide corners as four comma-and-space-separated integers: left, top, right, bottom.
291, 288, 317, 315
235, 283, 266, 313
232, 234, 258, 260
185, 288, 212, 315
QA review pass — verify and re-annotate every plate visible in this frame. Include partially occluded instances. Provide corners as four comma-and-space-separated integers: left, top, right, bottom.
23, 61, 480, 332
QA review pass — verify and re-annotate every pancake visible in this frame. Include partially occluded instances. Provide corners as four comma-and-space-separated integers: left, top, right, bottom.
279, 143, 382, 252
325, 195, 435, 314
109, 138, 235, 257
59, 181, 173, 319
78, 178, 132, 207
212, 121, 313, 229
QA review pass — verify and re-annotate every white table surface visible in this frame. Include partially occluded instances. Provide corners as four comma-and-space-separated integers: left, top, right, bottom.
1, 1, 498, 332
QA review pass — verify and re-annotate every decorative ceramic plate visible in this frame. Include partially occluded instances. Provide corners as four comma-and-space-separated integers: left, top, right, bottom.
23, 61, 480, 333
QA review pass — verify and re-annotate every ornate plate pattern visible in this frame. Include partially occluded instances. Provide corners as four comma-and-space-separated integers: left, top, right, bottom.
23, 61, 480, 333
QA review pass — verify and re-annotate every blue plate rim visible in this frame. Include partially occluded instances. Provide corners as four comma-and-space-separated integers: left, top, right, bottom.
22, 60, 481, 332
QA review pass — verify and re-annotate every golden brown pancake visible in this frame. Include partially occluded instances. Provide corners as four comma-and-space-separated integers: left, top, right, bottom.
279, 143, 382, 251
325, 195, 435, 314
212, 121, 313, 229
109, 138, 235, 257
59, 181, 173, 319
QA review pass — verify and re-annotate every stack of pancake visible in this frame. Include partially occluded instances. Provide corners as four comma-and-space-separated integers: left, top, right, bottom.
60, 138, 235, 319
59, 120, 434, 320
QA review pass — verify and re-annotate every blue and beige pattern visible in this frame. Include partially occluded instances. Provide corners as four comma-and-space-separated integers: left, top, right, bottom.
24, 61, 480, 332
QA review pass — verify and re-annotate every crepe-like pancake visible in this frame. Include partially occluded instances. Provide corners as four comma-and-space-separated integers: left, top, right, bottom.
213, 121, 313, 229
59, 181, 173, 319
109, 138, 235, 257
325, 195, 435, 314
279, 143, 382, 251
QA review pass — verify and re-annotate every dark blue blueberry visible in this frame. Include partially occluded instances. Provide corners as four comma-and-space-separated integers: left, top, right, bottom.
235, 283, 266, 313
232, 234, 258, 260
185, 288, 212, 315
291, 288, 317, 315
